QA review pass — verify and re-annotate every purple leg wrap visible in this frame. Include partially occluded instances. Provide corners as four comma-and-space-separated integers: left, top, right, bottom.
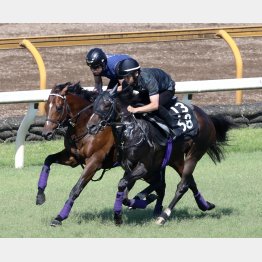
130, 199, 147, 209
161, 138, 173, 169
194, 192, 209, 211
113, 191, 125, 214
59, 199, 74, 220
38, 164, 50, 190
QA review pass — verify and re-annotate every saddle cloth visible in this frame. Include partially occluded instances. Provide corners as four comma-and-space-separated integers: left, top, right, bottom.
143, 99, 199, 144
169, 100, 199, 139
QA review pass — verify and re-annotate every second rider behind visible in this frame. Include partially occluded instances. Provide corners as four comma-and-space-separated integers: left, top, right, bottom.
86, 48, 132, 93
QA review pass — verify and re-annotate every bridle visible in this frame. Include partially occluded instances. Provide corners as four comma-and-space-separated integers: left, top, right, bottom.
90, 93, 153, 148
89, 93, 117, 134
46, 93, 94, 131
46, 93, 69, 129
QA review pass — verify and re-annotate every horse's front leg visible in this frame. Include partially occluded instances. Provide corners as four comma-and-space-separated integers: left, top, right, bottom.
50, 156, 100, 227
36, 149, 78, 205
113, 162, 148, 225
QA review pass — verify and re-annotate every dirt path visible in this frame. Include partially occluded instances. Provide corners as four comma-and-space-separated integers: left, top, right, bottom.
0, 23, 262, 118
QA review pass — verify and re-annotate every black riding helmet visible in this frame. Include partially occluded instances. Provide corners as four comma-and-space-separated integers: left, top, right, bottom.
86, 48, 107, 68
117, 58, 141, 78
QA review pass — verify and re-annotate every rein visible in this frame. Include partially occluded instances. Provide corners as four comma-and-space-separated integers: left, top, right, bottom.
68, 103, 94, 127
46, 93, 94, 136
92, 95, 153, 149
66, 102, 94, 143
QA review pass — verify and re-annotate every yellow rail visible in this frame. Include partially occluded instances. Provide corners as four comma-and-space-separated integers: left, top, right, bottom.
216, 30, 244, 105
1, 25, 262, 49
19, 40, 46, 115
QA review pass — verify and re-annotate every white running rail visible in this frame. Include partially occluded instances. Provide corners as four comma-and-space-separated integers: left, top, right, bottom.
0, 77, 262, 168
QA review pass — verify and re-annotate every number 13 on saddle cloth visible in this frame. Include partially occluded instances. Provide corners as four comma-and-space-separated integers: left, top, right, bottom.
170, 101, 199, 139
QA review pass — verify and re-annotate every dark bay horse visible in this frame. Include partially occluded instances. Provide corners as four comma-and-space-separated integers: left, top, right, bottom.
86, 86, 235, 225
38, 82, 159, 226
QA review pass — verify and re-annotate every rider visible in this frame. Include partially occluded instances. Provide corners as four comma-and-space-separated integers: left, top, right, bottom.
117, 58, 179, 139
86, 48, 132, 93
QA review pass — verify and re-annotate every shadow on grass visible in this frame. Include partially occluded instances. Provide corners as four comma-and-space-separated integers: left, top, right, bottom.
73, 205, 235, 225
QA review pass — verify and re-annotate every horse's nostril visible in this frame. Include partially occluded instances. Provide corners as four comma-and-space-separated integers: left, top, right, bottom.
42, 132, 53, 140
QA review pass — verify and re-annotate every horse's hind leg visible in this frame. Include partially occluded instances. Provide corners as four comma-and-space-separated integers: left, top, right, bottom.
128, 168, 165, 216
156, 158, 215, 225
36, 149, 78, 205
131, 184, 155, 202
127, 183, 158, 211
188, 177, 215, 212
153, 169, 166, 217
156, 159, 197, 225
171, 163, 215, 212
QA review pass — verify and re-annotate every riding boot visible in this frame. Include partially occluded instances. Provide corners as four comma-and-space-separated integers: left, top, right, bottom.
156, 106, 178, 140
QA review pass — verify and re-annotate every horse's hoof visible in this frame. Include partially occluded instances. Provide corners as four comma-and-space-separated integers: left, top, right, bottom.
114, 213, 123, 226
155, 216, 166, 226
50, 219, 62, 227
198, 201, 216, 211
36, 193, 46, 205
206, 201, 215, 211
156, 208, 171, 225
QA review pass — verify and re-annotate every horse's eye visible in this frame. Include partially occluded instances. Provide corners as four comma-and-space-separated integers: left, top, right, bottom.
56, 105, 63, 112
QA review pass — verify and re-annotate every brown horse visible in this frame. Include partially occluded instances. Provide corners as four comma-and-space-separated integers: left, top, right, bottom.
86, 86, 236, 225
37, 82, 160, 226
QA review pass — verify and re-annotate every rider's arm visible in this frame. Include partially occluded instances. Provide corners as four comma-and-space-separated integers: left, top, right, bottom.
94, 75, 103, 93
127, 94, 159, 113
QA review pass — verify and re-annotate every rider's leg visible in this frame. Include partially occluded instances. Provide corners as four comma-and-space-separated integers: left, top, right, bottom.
156, 91, 182, 139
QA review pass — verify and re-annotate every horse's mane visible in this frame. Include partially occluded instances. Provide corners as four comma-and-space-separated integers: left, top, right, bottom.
54, 81, 98, 102
54, 82, 72, 93
116, 88, 168, 146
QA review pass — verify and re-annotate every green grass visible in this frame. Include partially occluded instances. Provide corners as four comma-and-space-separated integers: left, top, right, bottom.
0, 128, 261, 237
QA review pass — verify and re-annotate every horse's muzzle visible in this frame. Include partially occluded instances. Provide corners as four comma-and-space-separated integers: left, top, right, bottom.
42, 131, 54, 141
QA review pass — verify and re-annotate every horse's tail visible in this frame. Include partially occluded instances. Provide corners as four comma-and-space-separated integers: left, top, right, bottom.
207, 114, 236, 164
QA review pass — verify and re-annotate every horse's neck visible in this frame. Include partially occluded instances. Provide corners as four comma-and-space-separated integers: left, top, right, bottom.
119, 113, 145, 139
67, 94, 92, 118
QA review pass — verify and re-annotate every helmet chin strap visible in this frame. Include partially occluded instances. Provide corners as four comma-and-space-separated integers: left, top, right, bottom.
102, 61, 107, 70
132, 71, 139, 85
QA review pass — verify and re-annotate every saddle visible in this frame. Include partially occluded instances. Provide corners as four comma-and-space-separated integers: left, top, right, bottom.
141, 98, 199, 145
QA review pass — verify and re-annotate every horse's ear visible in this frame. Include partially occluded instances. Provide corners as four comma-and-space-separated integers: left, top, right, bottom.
73, 81, 81, 89
61, 86, 69, 96
55, 81, 72, 90
109, 84, 118, 97
75, 81, 82, 94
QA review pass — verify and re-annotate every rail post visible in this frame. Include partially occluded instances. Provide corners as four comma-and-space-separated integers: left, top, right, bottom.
216, 30, 243, 105
14, 40, 47, 168
19, 39, 46, 115
14, 103, 38, 168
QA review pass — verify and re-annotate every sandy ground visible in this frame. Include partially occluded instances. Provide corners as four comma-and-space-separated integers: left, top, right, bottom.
0, 23, 262, 118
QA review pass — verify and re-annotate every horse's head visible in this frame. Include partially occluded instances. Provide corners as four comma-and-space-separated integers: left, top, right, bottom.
87, 85, 119, 135
42, 81, 97, 140
42, 82, 72, 140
